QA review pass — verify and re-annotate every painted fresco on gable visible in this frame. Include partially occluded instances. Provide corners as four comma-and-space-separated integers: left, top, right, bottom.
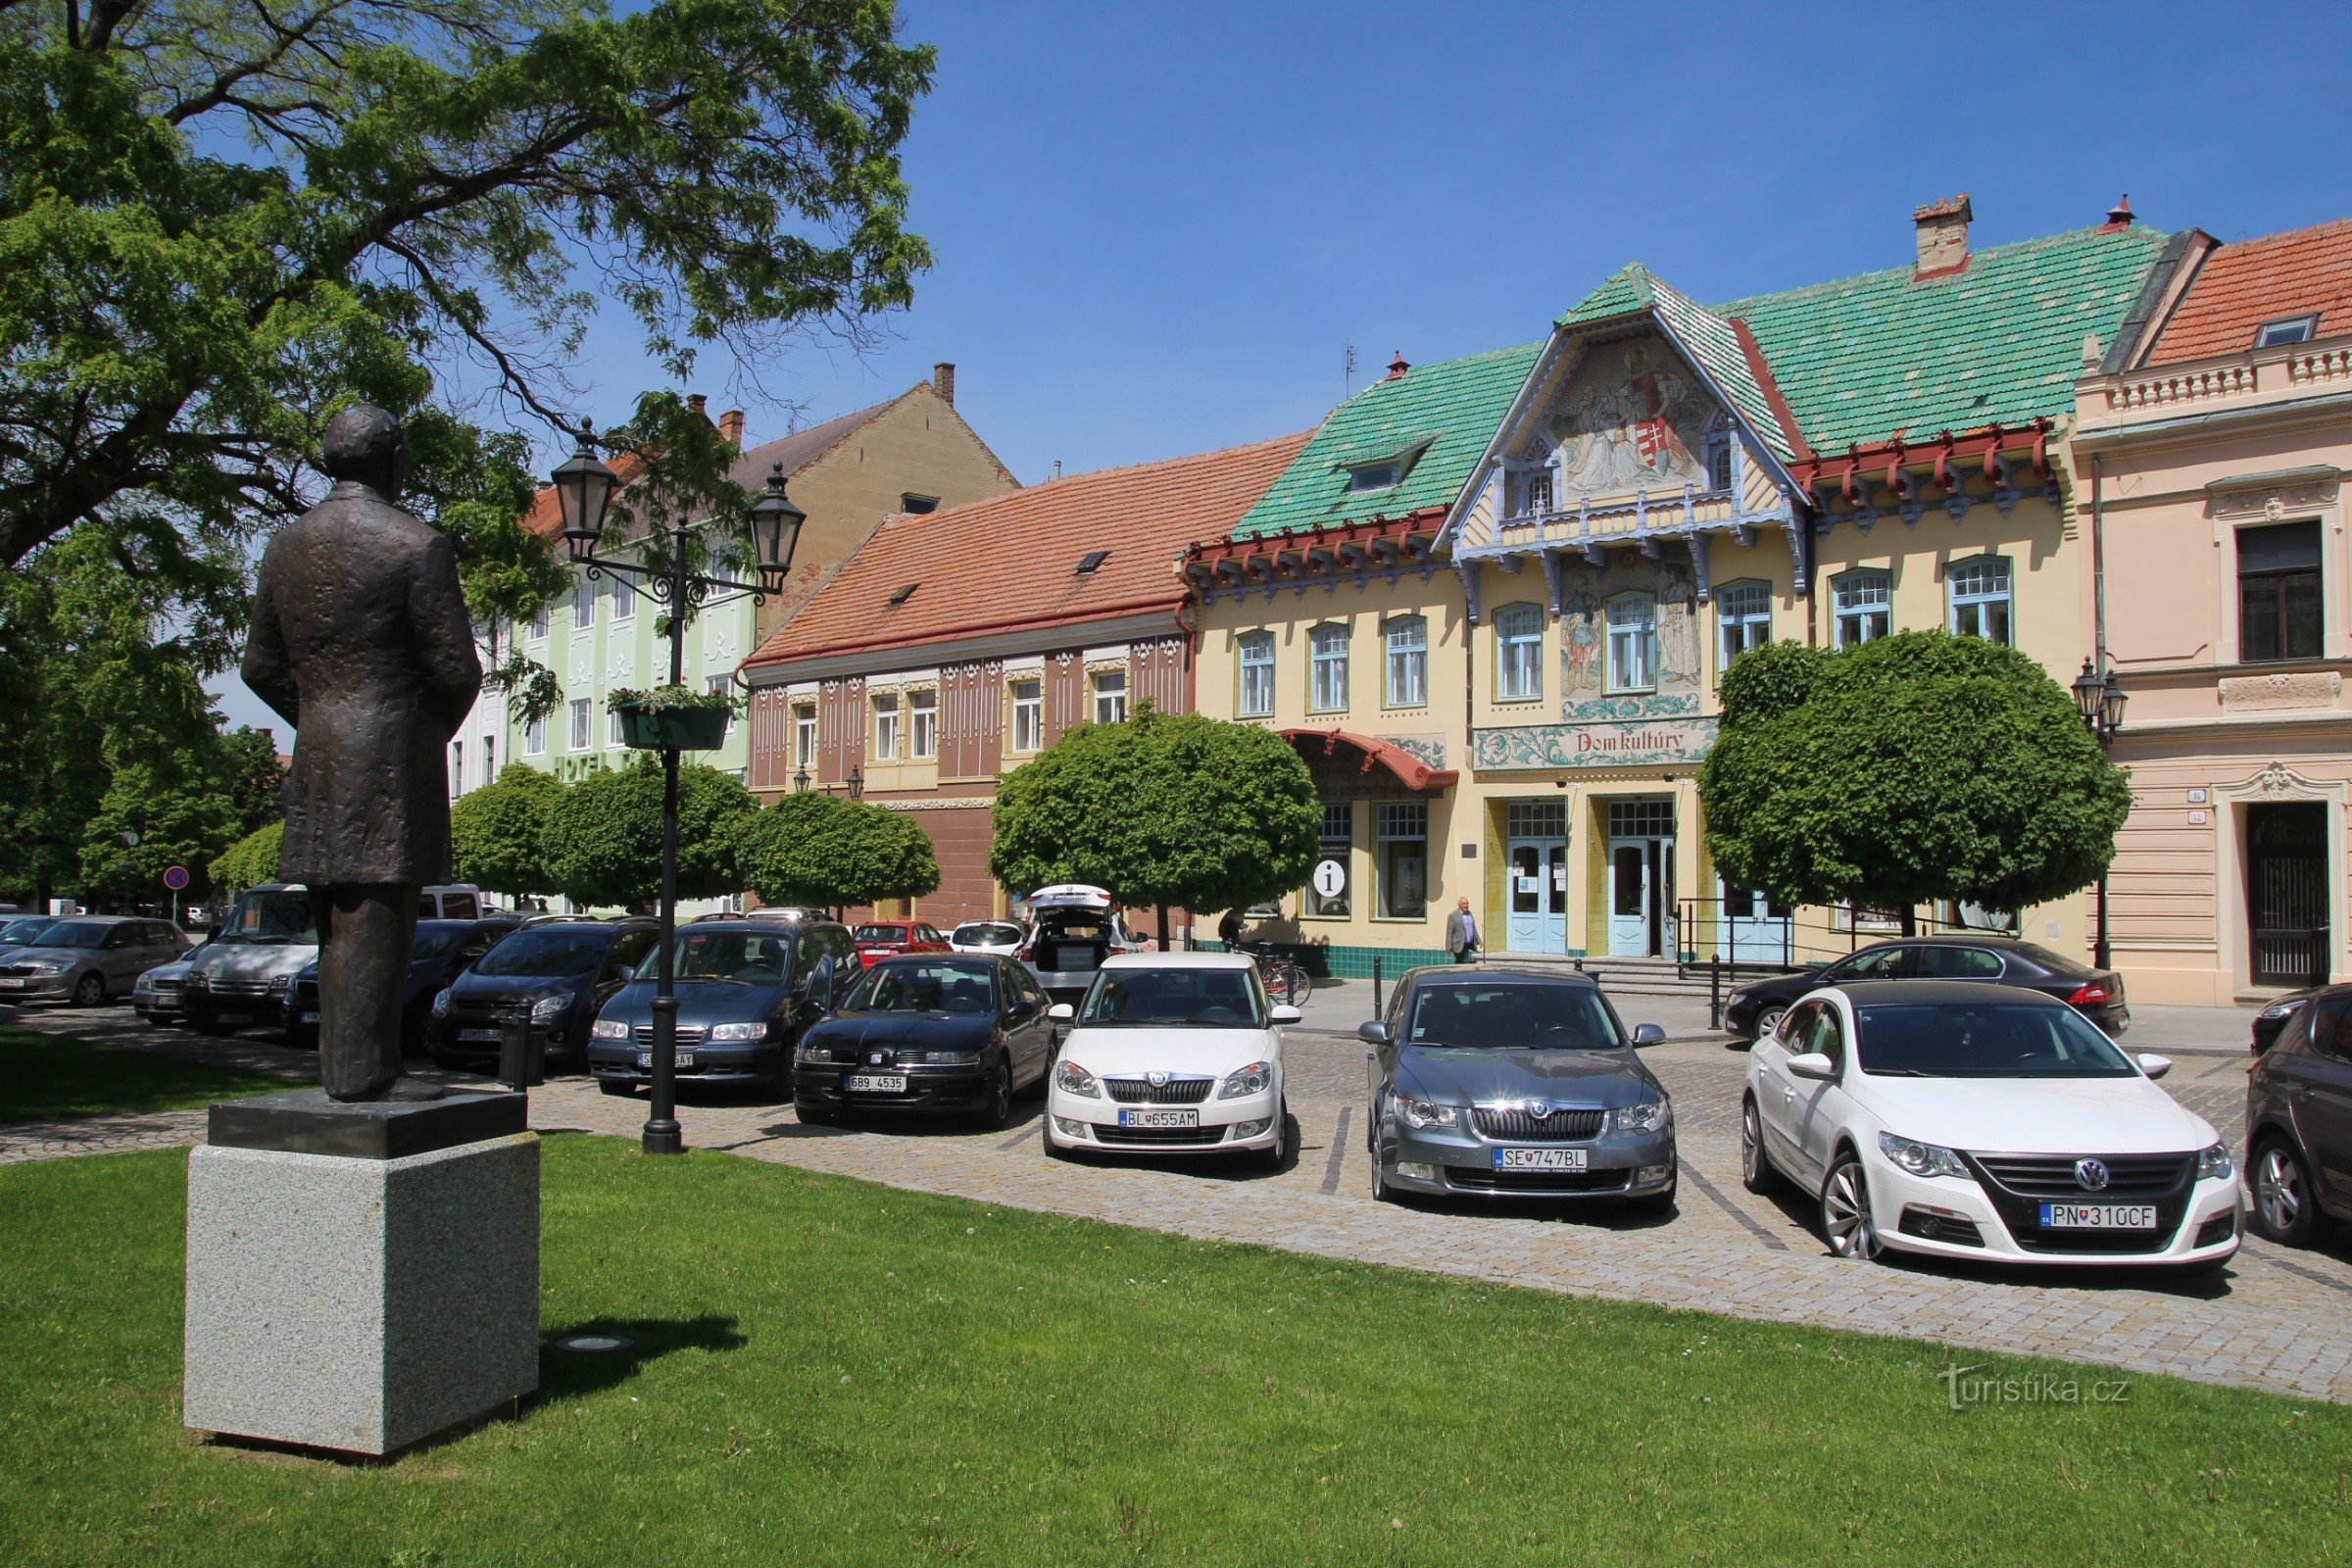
1545, 337, 1710, 498
1553, 549, 1700, 722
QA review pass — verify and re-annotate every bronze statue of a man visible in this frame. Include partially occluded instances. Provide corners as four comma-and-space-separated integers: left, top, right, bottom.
242, 406, 483, 1102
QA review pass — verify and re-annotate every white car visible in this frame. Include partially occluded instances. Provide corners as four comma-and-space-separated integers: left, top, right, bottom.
1742, 980, 2239, 1269
1043, 952, 1298, 1168
949, 920, 1026, 957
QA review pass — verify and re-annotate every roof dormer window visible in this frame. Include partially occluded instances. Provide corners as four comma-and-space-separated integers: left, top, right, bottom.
2255, 315, 2319, 348
1345, 462, 1399, 492
1076, 550, 1109, 575
887, 582, 918, 606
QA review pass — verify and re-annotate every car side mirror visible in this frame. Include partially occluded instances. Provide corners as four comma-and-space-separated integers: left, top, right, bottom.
1049, 1003, 1074, 1022
2135, 1053, 2174, 1080
1785, 1051, 1837, 1081
1357, 1020, 1392, 1046
1269, 1004, 1302, 1026
1631, 1023, 1666, 1047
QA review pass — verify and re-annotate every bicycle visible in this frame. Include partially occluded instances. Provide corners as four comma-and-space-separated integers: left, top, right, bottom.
1233, 941, 1312, 1008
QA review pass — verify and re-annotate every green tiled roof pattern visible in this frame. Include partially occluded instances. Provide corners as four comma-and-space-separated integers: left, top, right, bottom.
1229, 342, 1542, 540
1560, 267, 1653, 326
1642, 271, 1791, 458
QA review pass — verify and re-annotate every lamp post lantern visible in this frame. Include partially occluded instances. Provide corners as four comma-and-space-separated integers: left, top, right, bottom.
2073, 658, 2128, 969
553, 431, 803, 1154
846, 763, 864, 802
792, 765, 811, 794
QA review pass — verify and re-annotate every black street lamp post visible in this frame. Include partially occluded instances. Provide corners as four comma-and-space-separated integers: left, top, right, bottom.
2073, 658, 2129, 971
553, 426, 805, 1155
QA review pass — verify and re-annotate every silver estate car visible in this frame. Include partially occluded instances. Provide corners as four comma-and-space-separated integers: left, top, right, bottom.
0, 916, 191, 1006
1361, 965, 1674, 1209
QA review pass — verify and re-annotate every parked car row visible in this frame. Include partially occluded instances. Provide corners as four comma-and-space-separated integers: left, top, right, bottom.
1721, 935, 2131, 1041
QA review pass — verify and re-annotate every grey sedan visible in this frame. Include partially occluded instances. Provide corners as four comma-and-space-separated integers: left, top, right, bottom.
1361, 965, 1675, 1209
0, 916, 191, 1006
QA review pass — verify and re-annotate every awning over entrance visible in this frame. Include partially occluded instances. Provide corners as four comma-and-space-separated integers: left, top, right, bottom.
1279, 728, 1457, 793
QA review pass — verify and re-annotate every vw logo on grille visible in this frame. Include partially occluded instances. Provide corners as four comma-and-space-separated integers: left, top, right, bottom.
2075, 1157, 2111, 1192
1148, 1071, 1169, 1087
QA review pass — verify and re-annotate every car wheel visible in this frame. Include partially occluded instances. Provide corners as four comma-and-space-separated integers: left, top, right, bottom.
1750, 1004, 1787, 1042
1740, 1097, 1779, 1195
598, 1080, 635, 1099
1253, 1101, 1290, 1172
1821, 1153, 1883, 1261
1370, 1142, 1395, 1203
977, 1059, 1014, 1131
73, 973, 105, 1007
2250, 1137, 2323, 1247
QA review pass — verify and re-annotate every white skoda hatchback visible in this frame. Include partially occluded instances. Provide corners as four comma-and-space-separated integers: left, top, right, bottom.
1043, 953, 1298, 1168
1742, 981, 2240, 1270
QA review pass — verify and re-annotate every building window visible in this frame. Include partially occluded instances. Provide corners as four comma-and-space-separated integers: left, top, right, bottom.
1706, 427, 1735, 492
1346, 462, 1398, 492
568, 698, 590, 752
1010, 680, 1043, 752
1522, 470, 1553, 515
900, 492, 939, 514
910, 688, 937, 759
1495, 604, 1544, 702
609, 572, 633, 621
1375, 802, 1428, 920
1946, 556, 2013, 645
524, 714, 545, 757
1237, 632, 1274, 717
450, 740, 464, 797
1309, 623, 1349, 712
1384, 615, 1427, 708
483, 735, 495, 781
1308, 803, 1350, 917
1833, 570, 1891, 648
2256, 315, 2319, 348
606, 704, 623, 748
1092, 669, 1127, 725
1605, 593, 1656, 693
2239, 520, 2323, 662
529, 606, 550, 641
571, 571, 595, 627
1716, 580, 1771, 668
872, 693, 900, 760
706, 677, 733, 738
793, 704, 816, 769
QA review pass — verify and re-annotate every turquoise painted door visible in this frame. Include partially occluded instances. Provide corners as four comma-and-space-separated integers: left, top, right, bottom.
1719, 878, 1792, 964
1504, 839, 1568, 955
1607, 840, 1649, 956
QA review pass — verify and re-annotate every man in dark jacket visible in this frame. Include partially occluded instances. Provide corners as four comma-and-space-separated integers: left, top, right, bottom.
242, 406, 482, 1101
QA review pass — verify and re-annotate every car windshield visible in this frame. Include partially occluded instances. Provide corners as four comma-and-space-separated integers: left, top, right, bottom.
1403, 983, 1625, 1050
954, 922, 1023, 947
1079, 967, 1264, 1029
854, 925, 909, 944
31, 920, 113, 949
414, 925, 467, 960
845, 960, 996, 1014
470, 928, 609, 978
218, 891, 318, 945
1855, 1002, 2136, 1078
0, 917, 56, 945
670, 930, 791, 984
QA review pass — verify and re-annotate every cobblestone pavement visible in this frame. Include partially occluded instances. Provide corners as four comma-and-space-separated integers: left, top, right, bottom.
8, 998, 2350, 1403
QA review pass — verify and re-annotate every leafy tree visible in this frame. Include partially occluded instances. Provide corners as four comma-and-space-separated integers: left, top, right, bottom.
990, 705, 1320, 946
77, 756, 246, 907
731, 791, 938, 910
452, 764, 569, 899
220, 726, 288, 838
211, 822, 284, 894
541, 759, 757, 910
1699, 631, 2132, 930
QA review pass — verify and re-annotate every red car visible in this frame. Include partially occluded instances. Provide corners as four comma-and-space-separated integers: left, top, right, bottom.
853, 920, 952, 968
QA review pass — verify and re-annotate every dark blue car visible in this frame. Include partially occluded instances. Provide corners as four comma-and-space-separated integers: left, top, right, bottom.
792, 954, 1058, 1129
286, 917, 520, 1054
585, 919, 857, 1097
432, 916, 660, 1072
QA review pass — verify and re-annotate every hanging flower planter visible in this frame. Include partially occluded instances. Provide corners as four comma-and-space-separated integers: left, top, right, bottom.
609, 686, 734, 751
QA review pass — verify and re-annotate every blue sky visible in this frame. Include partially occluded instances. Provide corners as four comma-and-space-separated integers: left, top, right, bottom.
209, 0, 2352, 742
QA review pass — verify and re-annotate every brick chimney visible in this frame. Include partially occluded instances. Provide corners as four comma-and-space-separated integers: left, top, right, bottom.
687, 393, 708, 419
2102, 193, 2135, 230
932, 362, 956, 407
1913, 193, 1972, 280
718, 409, 745, 446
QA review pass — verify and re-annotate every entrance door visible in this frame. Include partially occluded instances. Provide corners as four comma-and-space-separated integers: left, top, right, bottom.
1503, 802, 1569, 956
1719, 879, 1792, 965
1607, 840, 1650, 956
2248, 802, 2328, 987
1605, 800, 1677, 958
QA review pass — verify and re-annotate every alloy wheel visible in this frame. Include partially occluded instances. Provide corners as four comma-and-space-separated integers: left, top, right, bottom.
2254, 1144, 2308, 1241
1822, 1158, 1882, 1260
983, 1061, 1012, 1129
1740, 1099, 1774, 1194
1753, 1005, 1786, 1041
74, 973, 104, 1007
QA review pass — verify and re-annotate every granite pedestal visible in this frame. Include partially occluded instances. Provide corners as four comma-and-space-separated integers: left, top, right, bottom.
183, 1089, 539, 1455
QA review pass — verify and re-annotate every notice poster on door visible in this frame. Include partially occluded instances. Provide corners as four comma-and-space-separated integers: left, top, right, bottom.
1516, 876, 1540, 895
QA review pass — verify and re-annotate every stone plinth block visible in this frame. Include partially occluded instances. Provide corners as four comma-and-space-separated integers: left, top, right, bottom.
183, 1118, 539, 1455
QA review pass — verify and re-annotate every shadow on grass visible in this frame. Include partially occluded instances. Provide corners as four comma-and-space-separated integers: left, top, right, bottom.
536, 1315, 748, 1404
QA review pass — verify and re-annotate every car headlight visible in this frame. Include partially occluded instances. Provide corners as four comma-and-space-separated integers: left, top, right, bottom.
2196, 1142, 2233, 1182
1612, 1100, 1672, 1134
1219, 1060, 1273, 1099
799, 1043, 839, 1064
431, 988, 452, 1017
531, 993, 570, 1022
930, 1049, 980, 1065
706, 1021, 766, 1042
29, 960, 64, 974
1728, 988, 1753, 1006
1878, 1131, 1970, 1179
184, 971, 210, 991
1054, 1060, 1101, 1099
1397, 1097, 1457, 1130
590, 1018, 631, 1041
2257, 998, 2308, 1022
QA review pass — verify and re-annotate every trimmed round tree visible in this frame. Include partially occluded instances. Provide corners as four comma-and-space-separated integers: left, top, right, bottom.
989, 705, 1320, 947
451, 763, 567, 900
731, 791, 940, 911
208, 821, 283, 894
541, 759, 758, 911
1698, 630, 2131, 930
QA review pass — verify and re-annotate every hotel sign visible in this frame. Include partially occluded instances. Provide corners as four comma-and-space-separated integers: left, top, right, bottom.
1471, 715, 1718, 772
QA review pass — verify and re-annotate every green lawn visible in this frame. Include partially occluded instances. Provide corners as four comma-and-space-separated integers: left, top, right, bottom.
0, 1024, 298, 1122
2, 1139, 2346, 1567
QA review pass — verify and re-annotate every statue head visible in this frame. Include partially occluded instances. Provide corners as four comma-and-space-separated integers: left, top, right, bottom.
319, 405, 407, 499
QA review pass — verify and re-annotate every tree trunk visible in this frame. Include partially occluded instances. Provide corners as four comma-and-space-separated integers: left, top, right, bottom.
1156, 905, 1171, 953
1899, 906, 1917, 937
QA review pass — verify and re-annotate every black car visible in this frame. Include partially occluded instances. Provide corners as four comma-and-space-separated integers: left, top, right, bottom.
431, 917, 659, 1072
1721, 935, 2130, 1041
2251, 989, 2319, 1054
2245, 982, 2352, 1246
586, 919, 857, 1097
286, 917, 520, 1054
793, 953, 1058, 1129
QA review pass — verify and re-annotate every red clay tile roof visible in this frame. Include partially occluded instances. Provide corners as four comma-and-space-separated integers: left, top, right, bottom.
746, 430, 1314, 668
2147, 219, 2352, 365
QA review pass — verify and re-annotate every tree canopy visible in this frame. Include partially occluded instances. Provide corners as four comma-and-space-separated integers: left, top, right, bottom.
541, 759, 756, 909
731, 790, 938, 910
989, 706, 1320, 941
451, 763, 568, 898
210, 821, 283, 894
1698, 631, 2132, 922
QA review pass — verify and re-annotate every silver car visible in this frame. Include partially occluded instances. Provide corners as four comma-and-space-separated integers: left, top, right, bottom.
0, 916, 192, 1007
1361, 966, 1676, 1209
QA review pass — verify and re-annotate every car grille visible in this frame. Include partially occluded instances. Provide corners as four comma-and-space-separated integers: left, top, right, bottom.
0, 964, 34, 979
1094, 1123, 1227, 1146
148, 976, 183, 995
630, 1025, 708, 1047
1103, 1076, 1214, 1104
1471, 1106, 1607, 1142
1444, 1166, 1630, 1194
1970, 1152, 2193, 1198
202, 978, 276, 999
